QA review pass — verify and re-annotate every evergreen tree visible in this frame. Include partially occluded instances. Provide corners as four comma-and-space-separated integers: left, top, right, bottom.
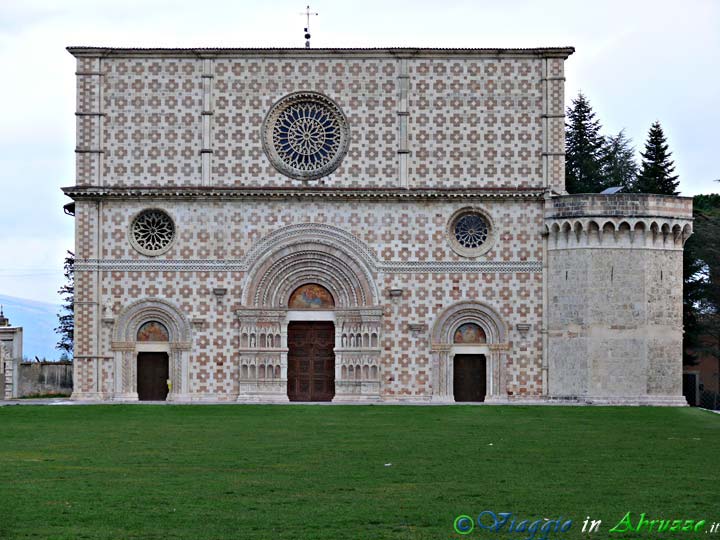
55, 251, 75, 358
684, 194, 720, 373
635, 121, 679, 195
600, 130, 638, 192
565, 93, 606, 193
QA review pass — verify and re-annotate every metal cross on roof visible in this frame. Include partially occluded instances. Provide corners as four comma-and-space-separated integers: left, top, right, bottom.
300, 5, 318, 48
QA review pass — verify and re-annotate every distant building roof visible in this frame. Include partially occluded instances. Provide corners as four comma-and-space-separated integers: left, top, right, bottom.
600, 186, 625, 195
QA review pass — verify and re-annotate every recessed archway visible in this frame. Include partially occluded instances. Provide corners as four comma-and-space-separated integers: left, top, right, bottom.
111, 298, 192, 402
430, 301, 509, 403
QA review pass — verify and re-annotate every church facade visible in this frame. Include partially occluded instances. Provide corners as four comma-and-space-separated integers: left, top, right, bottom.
64, 47, 693, 404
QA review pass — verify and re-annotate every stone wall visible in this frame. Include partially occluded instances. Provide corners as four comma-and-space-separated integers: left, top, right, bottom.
17, 362, 73, 398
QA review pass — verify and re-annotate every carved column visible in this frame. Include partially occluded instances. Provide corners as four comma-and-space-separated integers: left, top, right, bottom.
485, 343, 510, 403
110, 342, 137, 401
431, 344, 453, 402
167, 341, 191, 402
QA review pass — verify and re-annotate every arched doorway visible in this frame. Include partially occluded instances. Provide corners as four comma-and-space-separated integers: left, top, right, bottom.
452, 323, 487, 402
286, 285, 336, 402
430, 301, 509, 403
111, 299, 192, 402
237, 225, 384, 403
136, 321, 170, 401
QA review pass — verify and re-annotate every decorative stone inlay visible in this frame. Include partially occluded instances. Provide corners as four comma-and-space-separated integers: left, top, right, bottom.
129, 209, 175, 256
73, 258, 543, 273
262, 92, 350, 181
75, 259, 542, 274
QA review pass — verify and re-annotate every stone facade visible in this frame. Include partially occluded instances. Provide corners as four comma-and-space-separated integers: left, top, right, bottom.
63, 47, 692, 404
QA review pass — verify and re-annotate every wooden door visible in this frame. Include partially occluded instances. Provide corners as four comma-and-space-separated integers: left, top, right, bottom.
453, 354, 486, 402
287, 322, 335, 402
137, 352, 169, 401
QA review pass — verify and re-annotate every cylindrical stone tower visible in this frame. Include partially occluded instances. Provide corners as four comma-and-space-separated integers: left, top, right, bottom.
545, 194, 693, 405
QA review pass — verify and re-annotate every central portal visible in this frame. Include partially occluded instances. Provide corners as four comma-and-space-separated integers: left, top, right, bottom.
453, 354, 487, 402
287, 321, 335, 402
137, 352, 169, 401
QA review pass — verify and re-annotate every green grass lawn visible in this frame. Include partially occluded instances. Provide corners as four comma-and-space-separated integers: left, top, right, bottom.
0, 405, 717, 540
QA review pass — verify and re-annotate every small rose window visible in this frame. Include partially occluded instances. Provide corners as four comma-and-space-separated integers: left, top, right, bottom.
129, 209, 175, 256
448, 208, 494, 257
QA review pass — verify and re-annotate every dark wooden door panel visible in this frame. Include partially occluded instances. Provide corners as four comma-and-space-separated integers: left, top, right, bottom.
137, 352, 169, 401
454, 354, 486, 402
287, 322, 335, 402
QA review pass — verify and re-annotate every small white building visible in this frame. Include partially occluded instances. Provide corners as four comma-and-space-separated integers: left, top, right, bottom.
0, 307, 23, 400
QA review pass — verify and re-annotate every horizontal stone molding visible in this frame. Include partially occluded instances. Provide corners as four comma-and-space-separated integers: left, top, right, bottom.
67, 46, 575, 60
74, 258, 542, 274
62, 186, 546, 202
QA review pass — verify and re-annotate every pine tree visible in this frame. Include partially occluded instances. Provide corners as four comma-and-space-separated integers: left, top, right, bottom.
684, 194, 720, 377
601, 130, 638, 192
635, 121, 679, 195
55, 251, 75, 358
565, 93, 606, 193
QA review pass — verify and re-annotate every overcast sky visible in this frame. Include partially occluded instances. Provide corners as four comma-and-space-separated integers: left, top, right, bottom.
0, 0, 718, 306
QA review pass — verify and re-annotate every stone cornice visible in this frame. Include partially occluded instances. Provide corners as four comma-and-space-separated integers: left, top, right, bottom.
67, 46, 575, 60
62, 185, 546, 202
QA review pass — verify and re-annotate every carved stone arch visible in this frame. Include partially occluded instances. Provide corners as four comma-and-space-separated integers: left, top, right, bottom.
601, 220, 616, 233
113, 298, 191, 343
587, 220, 600, 245
572, 220, 583, 241
431, 300, 508, 346
671, 223, 683, 246
242, 224, 380, 308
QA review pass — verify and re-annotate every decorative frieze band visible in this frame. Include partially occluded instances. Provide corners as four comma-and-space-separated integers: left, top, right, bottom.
74, 258, 542, 273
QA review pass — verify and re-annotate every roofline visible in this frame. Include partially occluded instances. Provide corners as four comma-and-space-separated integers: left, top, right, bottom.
66, 46, 575, 59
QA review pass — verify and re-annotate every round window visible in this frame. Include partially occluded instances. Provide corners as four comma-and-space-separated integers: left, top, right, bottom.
447, 208, 494, 257
129, 209, 176, 256
262, 92, 350, 181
